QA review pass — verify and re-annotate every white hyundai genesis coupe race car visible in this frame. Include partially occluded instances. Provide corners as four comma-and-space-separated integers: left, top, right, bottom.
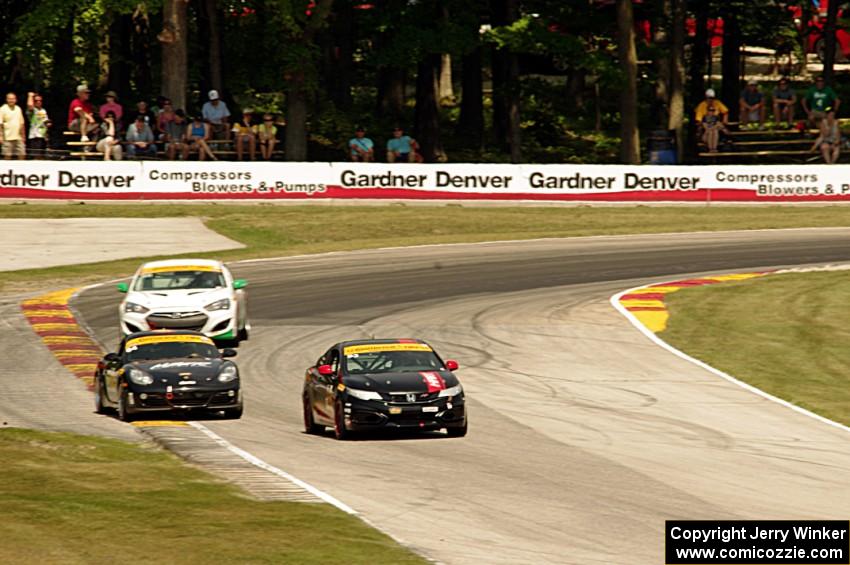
117, 259, 249, 347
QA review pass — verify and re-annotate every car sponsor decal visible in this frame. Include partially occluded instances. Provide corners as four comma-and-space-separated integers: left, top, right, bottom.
140, 265, 221, 274
419, 371, 446, 392
125, 334, 215, 348
343, 343, 432, 356
148, 361, 213, 370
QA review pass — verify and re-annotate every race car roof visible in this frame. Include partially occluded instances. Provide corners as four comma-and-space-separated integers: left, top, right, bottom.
339, 338, 430, 348
138, 258, 223, 272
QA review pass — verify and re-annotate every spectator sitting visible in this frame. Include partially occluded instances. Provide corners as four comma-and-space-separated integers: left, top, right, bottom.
125, 114, 157, 158
739, 79, 766, 129
349, 126, 374, 162
96, 111, 123, 161
26, 92, 51, 158
811, 112, 841, 164
0, 92, 26, 160
803, 76, 841, 128
231, 109, 256, 160
701, 104, 727, 153
694, 88, 729, 127
386, 126, 418, 163
99, 91, 123, 127
202, 90, 230, 140
772, 78, 796, 128
135, 100, 157, 134
256, 113, 278, 160
157, 98, 175, 141
187, 115, 217, 161
165, 109, 189, 160
68, 84, 99, 141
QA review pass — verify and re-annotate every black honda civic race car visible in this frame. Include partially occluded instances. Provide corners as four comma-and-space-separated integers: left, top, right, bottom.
302, 338, 467, 440
94, 330, 243, 422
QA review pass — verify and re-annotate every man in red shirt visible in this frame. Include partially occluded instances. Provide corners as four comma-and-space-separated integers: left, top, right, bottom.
68, 84, 98, 141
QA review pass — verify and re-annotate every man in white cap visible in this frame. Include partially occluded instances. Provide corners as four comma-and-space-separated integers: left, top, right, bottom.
67, 84, 98, 141
739, 79, 766, 129
202, 89, 230, 140
695, 88, 729, 125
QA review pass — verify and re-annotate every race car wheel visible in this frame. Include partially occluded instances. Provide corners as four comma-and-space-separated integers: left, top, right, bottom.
94, 377, 109, 415
446, 418, 468, 438
238, 327, 249, 342
224, 405, 243, 419
118, 390, 134, 423
333, 400, 350, 440
303, 395, 322, 435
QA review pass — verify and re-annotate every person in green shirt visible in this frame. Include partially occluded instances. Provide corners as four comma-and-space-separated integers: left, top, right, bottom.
803, 76, 840, 127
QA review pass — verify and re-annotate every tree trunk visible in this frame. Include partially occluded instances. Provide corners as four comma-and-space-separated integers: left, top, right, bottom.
824, 0, 840, 84
108, 14, 133, 96
323, 0, 353, 109
490, 0, 521, 162
160, 0, 188, 109
377, 67, 405, 119
202, 0, 223, 93
616, 0, 640, 164
439, 54, 454, 102
132, 6, 154, 98
667, 0, 685, 162
687, 0, 709, 156
566, 68, 586, 112
798, 1, 813, 77
458, 46, 484, 148
415, 54, 445, 162
720, 8, 741, 121
285, 72, 309, 161
653, 5, 670, 129
49, 14, 75, 128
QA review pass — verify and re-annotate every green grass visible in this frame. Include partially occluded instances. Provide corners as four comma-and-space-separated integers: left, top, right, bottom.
0, 428, 426, 565
3, 203, 850, 292
663, 270, 850, 426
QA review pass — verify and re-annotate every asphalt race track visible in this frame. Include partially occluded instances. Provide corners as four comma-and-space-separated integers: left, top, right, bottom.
73, 228, 850, 564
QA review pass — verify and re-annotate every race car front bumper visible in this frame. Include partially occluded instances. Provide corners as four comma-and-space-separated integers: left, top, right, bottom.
343, 395, 466, 431
121, 307, 237, 340
126, 386, 241, 412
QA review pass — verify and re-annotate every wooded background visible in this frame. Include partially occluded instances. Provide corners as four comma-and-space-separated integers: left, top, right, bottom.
0, 0, 843, 163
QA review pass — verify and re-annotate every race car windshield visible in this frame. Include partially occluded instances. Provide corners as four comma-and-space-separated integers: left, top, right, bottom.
345, 350, 444, 374
126, 342, 221, 361
134, 270, 225, 291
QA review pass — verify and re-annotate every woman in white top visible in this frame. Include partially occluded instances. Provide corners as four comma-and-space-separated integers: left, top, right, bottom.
811, 113, 841, 164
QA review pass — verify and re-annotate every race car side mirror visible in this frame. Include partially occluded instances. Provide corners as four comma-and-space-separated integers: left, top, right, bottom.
233, 279, 248, 290
104, 352, 120, 363
116, 282, 129, 293
221, 348, 238, 358
317, 364, 334, 376
445, 359, 459, 371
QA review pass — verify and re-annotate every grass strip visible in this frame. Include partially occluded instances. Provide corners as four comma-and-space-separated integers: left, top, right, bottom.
662, 270, 850, 426
0, 428, 426, 565
3, 203, 850, 292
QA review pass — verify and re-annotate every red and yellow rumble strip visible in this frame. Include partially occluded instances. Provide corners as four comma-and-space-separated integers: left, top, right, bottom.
618, 272, 770, 333
21, 288, 103, 389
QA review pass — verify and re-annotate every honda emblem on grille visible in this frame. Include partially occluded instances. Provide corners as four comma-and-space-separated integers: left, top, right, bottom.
406, 393, 416, 403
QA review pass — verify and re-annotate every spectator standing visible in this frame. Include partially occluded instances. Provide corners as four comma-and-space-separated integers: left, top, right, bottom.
386, 127, 418, 163
202, 90, 230, 140
739, 80, 766, 129
26, 92, 51, 157
165, 109, 190, 160
772, 78, 796, 128
256, 113, 278, 160
0, 92, 26, 159
803, 76, 840, 127
811, 114, 841, 164
187, 115, 217, 161
349, 127, 374, 162
694, 89, 729, 126
99, 91, 124, 125
125, 115, 157, 158
231, 109, 256, 160
96, 111, 123, 161
68, 84, 98, 141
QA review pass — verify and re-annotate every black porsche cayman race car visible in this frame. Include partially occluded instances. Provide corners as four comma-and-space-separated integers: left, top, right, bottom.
94, 330, 243, 421
302, 339, 467, 440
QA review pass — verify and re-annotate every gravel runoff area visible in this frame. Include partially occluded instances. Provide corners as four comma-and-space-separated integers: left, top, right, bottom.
0, 217, 244, 271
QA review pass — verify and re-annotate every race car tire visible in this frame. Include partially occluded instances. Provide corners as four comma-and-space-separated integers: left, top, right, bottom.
94, 377, 109, 415
303, 395, 322, 435
333, 400, 351, 441
118, 389, 134, 423
224, 405, 243, 419
446, 418, 468, 438
238, 327, 249, 342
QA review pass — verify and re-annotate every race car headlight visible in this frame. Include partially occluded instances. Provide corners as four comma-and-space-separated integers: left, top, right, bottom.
128, 368, 153, 386
438, 384, 463, 398
205, 298, 231, 311
124, 302, 149, 314
217, 364, 239, 383
346, 387, 382, 401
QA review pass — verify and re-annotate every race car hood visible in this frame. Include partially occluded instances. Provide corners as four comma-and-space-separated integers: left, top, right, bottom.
345, 371, 459, 393
125, 288, 231, 310
129, 358, 229, 382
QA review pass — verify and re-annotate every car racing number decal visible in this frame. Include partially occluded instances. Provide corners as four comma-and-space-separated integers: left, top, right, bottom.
419, 371, 446, 392
125, 334, 215, 350
343, 343, 433, 356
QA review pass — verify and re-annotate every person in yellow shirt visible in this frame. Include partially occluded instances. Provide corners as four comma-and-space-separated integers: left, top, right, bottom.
231, 109, 256, 161
695, 89, 729, 124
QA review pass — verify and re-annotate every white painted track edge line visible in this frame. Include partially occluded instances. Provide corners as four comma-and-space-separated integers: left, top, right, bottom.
609, 282, 850, 436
